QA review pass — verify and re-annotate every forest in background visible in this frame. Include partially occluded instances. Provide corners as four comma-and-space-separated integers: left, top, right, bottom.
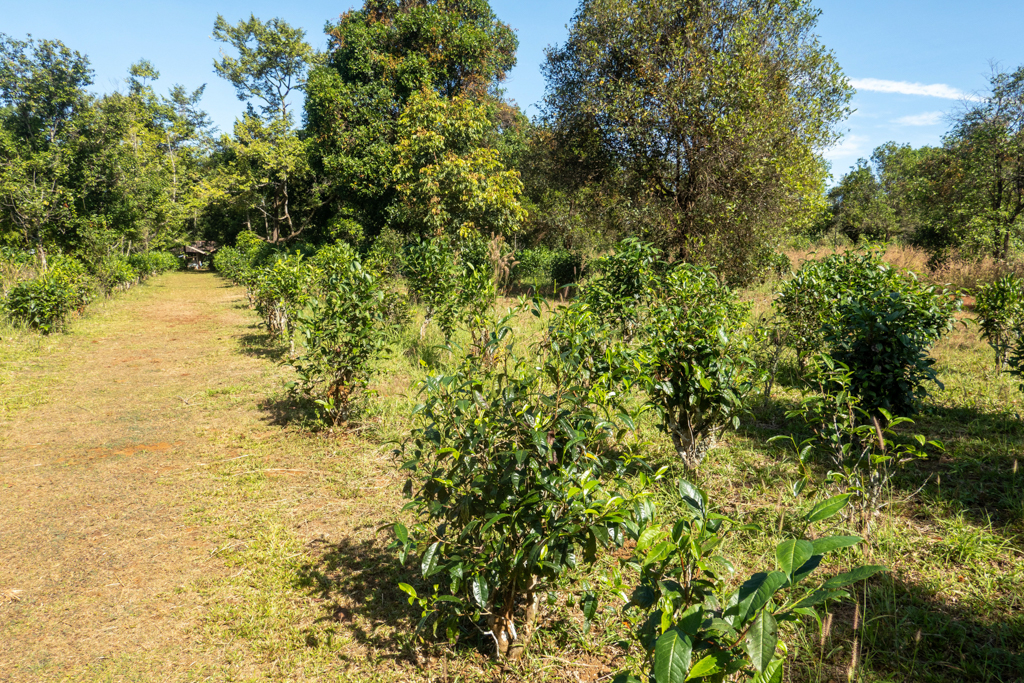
2, 0, 1018, 285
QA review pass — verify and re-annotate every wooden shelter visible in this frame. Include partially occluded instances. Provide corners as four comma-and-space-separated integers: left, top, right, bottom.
176, 241, 219, 269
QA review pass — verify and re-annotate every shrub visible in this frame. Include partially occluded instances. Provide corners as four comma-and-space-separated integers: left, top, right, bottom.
549, 248, 585, 287
126, 251, 179, 280
777, 247, 959, 416
974, 273, 1024, 369
93, 254, 137, 295
287, 245, 393, 425
394, 314, 642, 659
214, 233, 276, 290
250, 253, 314, 339
213, 245, 245, 281
403, 236, 496, 341
0, 248, 36, 297
514, 246, 552, 290
772, 355, 936, 534
582, 238, 662, 340
557, 239, 756, 469
4, 255, 93, 333
610, 479, 884, 683
637, 264, 756, 469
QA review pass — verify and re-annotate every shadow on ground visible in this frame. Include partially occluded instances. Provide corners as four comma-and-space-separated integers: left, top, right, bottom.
831, 575, 1024, 683
256, 392, 310, 427
237, 330, 288, 362
294, 534, 421, 661
746, 396, 1024, 539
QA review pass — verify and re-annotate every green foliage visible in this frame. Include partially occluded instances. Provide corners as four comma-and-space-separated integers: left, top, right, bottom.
777, 247, 959, 415
0, 246, 35, 296
553, 239, 756, 469
403, 236, 496, 342
214, 232, 276, 289
305, 0, 518, 237
203, 114, 314, 244
92, 254, 137, 295
582, 238, 663, 339
249, 252, 313, 338
212, 14, 312, 123
913, 67, 1024, 260
126, 251, 179, 279
4, 254, 92, 333
772, 355, 938, 534
974, 274, 1024, 369
212, 245, 244, 280
286, 244, 394, 426
826, 143, 927, 244
394, 314, 642, 658
637, 265, 756, 469
610, 479, 883, 683
1, 33, 213, 260
541, 0, 852, 281
389, 88, 527, 239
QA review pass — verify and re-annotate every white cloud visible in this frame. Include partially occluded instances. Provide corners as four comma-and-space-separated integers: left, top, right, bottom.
893, 111, 945, 126
850, 78, 981, 101
822, 134, 870, 164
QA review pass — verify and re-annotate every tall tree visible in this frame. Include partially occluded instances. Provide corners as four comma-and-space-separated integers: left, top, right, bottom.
304, 0, 519, 237
212, 15, 313, 124
826, 142, 929, 243
0, 34, 93, 260
930, 66, 1024, 259
541, 0, 852, 280
389, 88, 526, 237
210, 15, 315, 244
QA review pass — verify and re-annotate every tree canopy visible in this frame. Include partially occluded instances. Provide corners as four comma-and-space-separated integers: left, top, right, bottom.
304, 0, 520, 238
541, 0, 852, 279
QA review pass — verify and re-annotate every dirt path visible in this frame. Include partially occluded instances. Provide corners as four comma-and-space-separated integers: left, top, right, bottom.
0, 273, 309, 680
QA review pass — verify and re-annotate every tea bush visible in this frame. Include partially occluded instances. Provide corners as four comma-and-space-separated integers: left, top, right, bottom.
582, 238, 663, 340
772, 354, 936, 534
637, 264, 756, 469
404, 236, 496, 341
287, 245, 395, 425
212, 245, 246, 281
0, 248, 36, 297
555, 239, 756, 469
777, 247, 959, 416
127, 251, 179, 280
974, 273, 1024, 369
395, 314, 643, 658
4, 255, 93, 333
93, 254, 137, 295
513, 246, 586, 293
250, 252, 313, 338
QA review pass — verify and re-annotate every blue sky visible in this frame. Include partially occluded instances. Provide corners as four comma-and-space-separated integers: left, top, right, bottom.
4, 1, 1024, 180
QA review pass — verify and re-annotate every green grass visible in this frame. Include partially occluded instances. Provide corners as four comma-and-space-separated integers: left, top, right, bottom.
5, 272, 1022, 682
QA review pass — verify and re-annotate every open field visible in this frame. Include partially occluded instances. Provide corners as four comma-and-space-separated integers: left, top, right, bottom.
1, 270, 1022, 682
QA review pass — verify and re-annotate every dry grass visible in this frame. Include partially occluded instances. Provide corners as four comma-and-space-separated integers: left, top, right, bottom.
783, 241, 1024, 293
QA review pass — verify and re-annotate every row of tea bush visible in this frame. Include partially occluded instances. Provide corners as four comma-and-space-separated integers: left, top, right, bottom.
1, 250, 180, 333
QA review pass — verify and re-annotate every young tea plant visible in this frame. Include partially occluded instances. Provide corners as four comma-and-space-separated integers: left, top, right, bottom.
286, 246, 394, 427
974, 273, 1024, 370
777, 246, 959, 416
567, 241, 757, 469
393, 309, 643, 659
771, 354, 940, 535
4, 255, 93, 333
637, 264, 757, 469
609, 479, 884, 683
